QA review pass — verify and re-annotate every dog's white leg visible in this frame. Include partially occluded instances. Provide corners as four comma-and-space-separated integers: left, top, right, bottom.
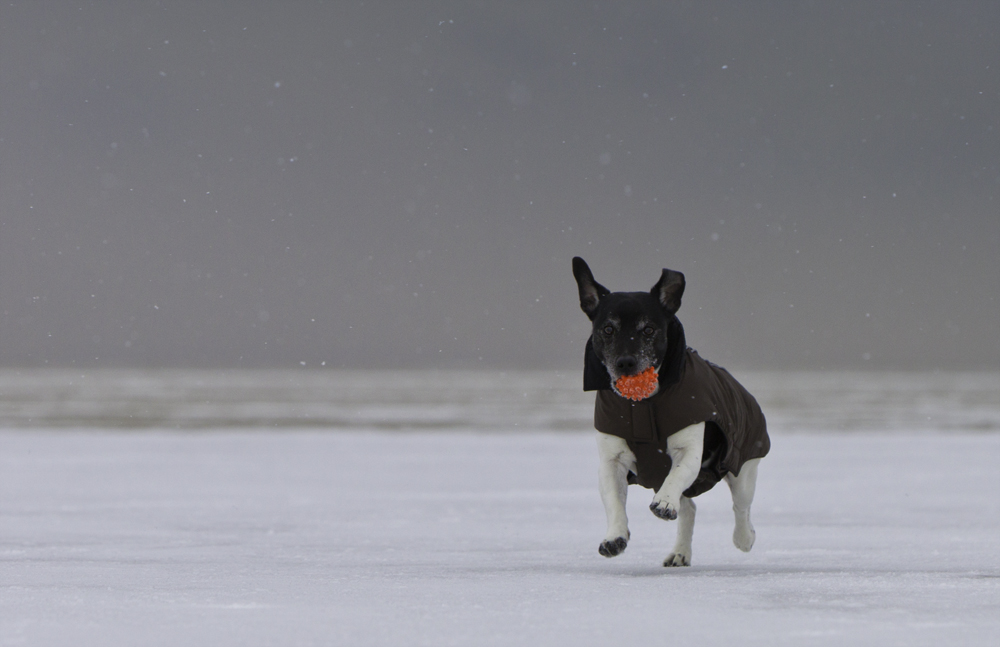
726, 458, 760, 552
596, 432, 636, 557
663, 495, 696, 567
649, 423, 704, 522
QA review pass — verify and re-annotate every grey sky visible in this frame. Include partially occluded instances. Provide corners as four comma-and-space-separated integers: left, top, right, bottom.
1, 1, 997, 370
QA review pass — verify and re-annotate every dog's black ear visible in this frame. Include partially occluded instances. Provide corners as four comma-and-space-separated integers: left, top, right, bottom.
583, 336, 612, 391
572, 257, 610, 320
651, 268, 685, 314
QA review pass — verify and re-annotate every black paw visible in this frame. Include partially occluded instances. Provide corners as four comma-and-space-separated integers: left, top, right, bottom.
663, 553, 690, 567
599, 536, 628, 557
649, 502, 677, 520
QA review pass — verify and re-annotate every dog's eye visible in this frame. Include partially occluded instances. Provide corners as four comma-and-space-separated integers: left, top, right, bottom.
602, 325, 614, 336
643, 326, 655, 337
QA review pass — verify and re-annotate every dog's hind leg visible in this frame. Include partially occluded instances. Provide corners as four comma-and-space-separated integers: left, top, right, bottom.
663, 495, 695, 567
726, 458, 760, 552
596, 432, 636, 557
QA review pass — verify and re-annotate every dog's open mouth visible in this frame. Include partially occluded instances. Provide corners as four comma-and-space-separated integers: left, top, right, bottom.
614, 366, 659, 401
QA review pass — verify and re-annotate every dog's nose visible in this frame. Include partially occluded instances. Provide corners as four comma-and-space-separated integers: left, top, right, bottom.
615, 356, 638, 374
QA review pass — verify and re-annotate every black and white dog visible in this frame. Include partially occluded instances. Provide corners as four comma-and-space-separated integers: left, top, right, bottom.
572, 257, 769, 567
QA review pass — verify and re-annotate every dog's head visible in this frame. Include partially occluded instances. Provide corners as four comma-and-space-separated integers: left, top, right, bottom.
572, 257, 686, 398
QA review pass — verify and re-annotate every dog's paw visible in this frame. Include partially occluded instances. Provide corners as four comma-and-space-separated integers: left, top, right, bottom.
649, 500, 677, 520
598, 536, 628, 558
663, 552, 690, 567
733, 521, 756, 552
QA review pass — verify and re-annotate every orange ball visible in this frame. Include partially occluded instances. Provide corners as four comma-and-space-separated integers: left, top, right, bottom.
615, 366, 659, 401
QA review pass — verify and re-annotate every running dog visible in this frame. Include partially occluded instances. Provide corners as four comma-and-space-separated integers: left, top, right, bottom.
572, 257, 770, 567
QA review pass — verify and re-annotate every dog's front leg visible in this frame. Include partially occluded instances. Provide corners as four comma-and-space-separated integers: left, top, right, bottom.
596, 432, 636, 557
649, 423, 704, 521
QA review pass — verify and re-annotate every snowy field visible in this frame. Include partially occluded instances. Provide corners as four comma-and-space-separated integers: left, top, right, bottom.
2, 370, 999, 646
2, 368, 999, 432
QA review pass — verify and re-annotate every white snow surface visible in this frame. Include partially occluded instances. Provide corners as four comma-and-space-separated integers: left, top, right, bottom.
3, 427, 999, 646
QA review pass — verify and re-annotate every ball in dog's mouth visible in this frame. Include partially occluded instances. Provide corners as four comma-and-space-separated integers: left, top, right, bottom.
614, 366, 659, 401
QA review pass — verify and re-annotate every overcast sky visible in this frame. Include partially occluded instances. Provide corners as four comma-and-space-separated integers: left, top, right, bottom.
1, 1, 997, 370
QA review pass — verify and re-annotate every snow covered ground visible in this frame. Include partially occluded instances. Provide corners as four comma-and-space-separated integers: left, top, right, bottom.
0, 369, 1000, 647
2, 370, 999, 645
